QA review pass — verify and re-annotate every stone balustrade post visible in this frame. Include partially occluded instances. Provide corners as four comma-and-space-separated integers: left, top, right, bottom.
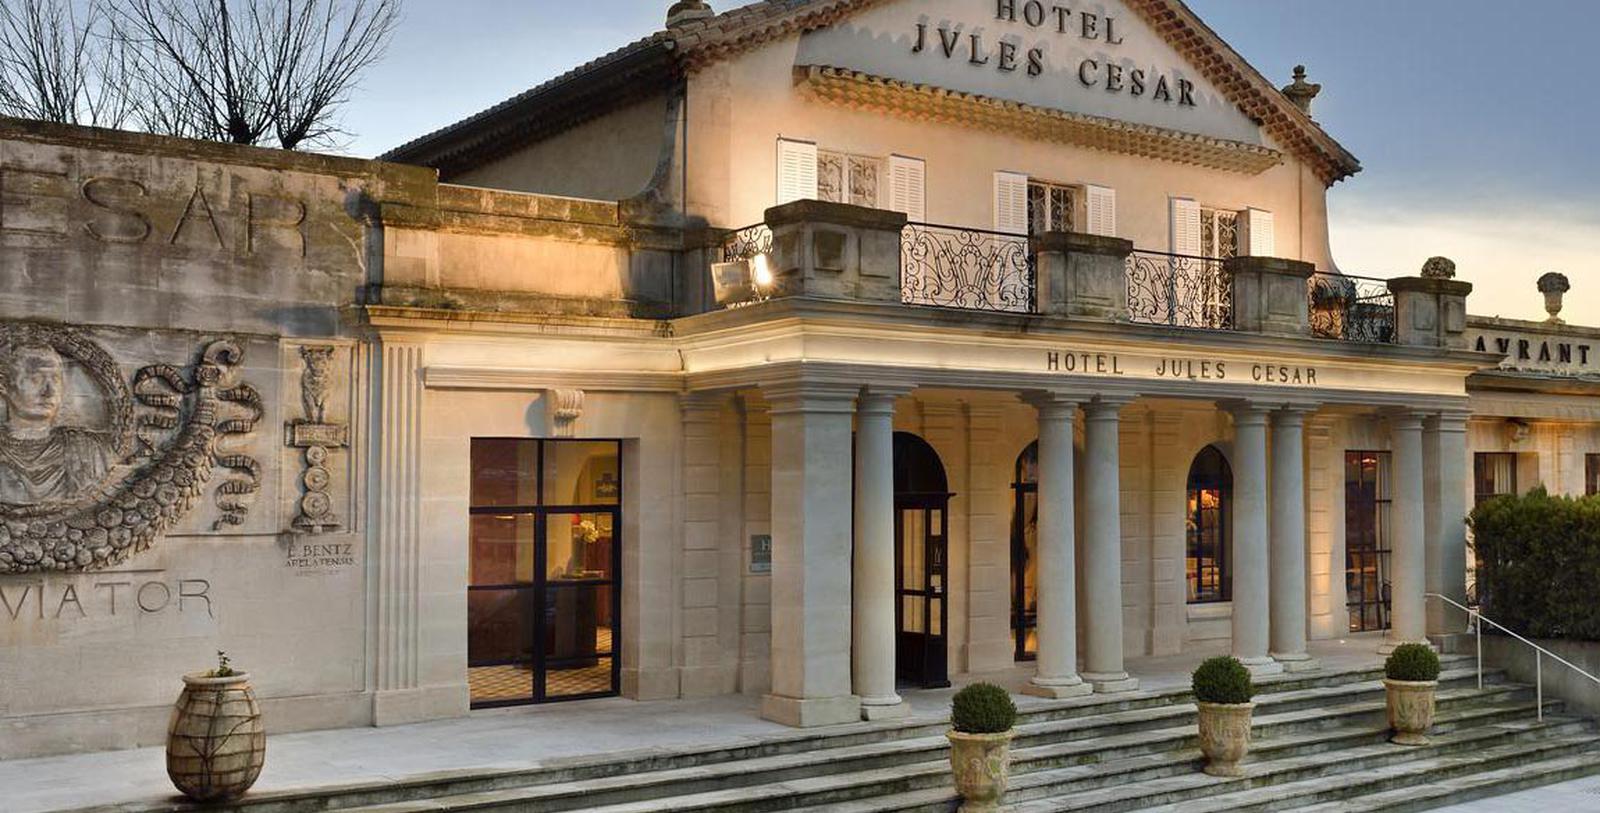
1389, 277, 1473, 349
1224, 256, 1317, 336
764, 200, 907, 303
1033, 231, 1133, 319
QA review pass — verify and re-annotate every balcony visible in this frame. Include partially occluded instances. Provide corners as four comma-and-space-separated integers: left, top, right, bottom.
710, 200, 1468, 349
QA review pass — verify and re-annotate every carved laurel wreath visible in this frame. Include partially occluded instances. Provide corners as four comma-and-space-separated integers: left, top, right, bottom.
0, 324, 261, 574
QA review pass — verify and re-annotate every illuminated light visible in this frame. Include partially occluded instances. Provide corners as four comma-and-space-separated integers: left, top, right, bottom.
751, 253, 774, 290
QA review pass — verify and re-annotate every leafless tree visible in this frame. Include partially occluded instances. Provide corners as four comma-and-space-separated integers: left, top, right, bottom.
0, 0, 136, 127
112, 0, 401, 150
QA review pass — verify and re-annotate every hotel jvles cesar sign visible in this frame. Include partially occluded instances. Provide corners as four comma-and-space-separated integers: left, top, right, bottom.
911, 0, 1199, 107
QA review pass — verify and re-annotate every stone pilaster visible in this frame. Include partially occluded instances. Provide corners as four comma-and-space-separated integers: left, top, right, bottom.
1305, 417, 1341, 640
738, 395, 773, 694
1082, 396, 1138, 693
854, 387, 912, 720
1269, 406, 1319, 672
1021, 392, 1093, 699
1224, 401, 1282, 677
1147, 410, 1186, 656
761, 381, 861, 727
680, 392, 737, 697
963, 400, 1016, 672
1385, 411, 1429, 651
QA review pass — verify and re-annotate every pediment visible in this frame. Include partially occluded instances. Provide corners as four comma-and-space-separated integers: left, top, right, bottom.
794, 0, 1265, 147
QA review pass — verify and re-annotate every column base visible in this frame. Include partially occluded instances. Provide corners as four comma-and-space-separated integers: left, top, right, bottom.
1270, 653, 1322, 673
1083, 671, 1140, 694
1023, 676, 1095, 700
860, 698, 912, 721
1238, 656, 1285, 678
762, 693, 861, 728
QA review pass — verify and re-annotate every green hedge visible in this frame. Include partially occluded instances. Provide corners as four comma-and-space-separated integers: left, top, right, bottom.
1470, 488, 1600, 640
951, 682, 1017, 733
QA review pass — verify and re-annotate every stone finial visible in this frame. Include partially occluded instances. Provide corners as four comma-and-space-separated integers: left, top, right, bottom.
666, 0, 713, 27
1420, 256, 1456, 280
1538, 272, 1571, 324
1281, 65, 1322, 116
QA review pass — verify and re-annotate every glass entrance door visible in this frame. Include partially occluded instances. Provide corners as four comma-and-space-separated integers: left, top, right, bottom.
1345, 451, 1392, 632
895, 500, 949, 688
468, 439, 622, 707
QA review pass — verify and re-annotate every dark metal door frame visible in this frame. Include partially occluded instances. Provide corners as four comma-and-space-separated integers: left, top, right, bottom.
1345, 450, 1391, 633
895, 492, 951, 689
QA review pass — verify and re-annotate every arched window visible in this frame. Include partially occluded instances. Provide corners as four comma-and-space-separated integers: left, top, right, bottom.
1186, 445, 1232, 604
1010, 441, 1040, 660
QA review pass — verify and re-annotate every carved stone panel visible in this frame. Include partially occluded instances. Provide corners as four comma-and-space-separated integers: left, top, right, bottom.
0, 322, 264, 573
280, 343, 355, 536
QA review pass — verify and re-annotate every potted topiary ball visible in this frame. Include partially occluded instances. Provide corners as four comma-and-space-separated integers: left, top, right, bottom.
166, 651, 265, 802
1192, 655, 1255, 777
947, 682, 1018, 812
1384, 643, 1441, 745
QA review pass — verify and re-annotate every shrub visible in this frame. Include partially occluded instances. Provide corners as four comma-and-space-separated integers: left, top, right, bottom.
1471, 488, 1600, 640
1385, 643, 1441, 682
1192, 656, 1253, 705
950, 682, 1017, 734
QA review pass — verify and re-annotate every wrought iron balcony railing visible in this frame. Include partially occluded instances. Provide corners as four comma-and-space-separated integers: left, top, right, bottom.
900, 222, 1034, 314
1309, 272, 1396, 344
1125, 250, 1233, 330
718, 223, 773, 264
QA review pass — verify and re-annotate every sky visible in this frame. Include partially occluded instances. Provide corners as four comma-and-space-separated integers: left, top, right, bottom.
338, 0, 1600, 326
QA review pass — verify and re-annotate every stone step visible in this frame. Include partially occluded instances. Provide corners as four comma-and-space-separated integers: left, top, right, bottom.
1029, 724, 1600, 813
350, 695, 1560, 813
1283, 750, 1600, 812
73, 660, 1487, 813
782, 704, 1578, 813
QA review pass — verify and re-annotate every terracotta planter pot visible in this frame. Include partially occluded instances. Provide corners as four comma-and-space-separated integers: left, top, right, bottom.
166, 671, 266, 802
947, 729, 1014, 812
1385, 678, 1437, 746
1196, 701, 1255, 777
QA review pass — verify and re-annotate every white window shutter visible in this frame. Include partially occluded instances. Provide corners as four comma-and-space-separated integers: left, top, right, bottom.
1241, 208, 1275, 257
776, 138, 818, 205
993, 171, 1028, 235
1170, 197, 1202, 255
888, 155, 926, 222
1085, 185, 1116, 237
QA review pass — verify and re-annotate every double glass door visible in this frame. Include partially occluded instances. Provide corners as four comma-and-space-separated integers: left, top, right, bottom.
468, 439, 622, 707
896, 498, 950, 688
1345, 451, 1392, 632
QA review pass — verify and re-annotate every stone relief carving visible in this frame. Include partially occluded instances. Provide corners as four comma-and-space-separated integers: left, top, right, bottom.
549, 388, 585, 438
0, 323, 261, 573
287, 345, 347, 534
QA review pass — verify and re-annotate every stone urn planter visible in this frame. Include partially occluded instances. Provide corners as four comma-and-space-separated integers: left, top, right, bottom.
166, 654, 265, 802
947, 682, 1018, 812
1192, 656, 1256, 777
1385, 643, 1441, 746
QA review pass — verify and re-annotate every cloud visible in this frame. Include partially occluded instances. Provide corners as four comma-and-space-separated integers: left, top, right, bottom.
1329, 199, 1600, 327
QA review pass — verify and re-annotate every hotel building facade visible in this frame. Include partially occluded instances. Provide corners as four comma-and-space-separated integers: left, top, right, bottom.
2, 0, 1598, 756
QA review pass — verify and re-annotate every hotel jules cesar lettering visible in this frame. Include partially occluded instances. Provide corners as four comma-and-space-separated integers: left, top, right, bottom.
911, 0, 1198, 106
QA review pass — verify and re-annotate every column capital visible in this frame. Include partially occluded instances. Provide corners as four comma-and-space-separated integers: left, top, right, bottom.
1020, 389, 1084, 416
1270, 404, 1317, 427
761, 380, 860, 415
1219, 399, 1272, 422
856, 386, 909, 416
1083, 394, 1137, 418
680, 390, 731, 415
1424, 410, 1473, 432
1382, 408, 1427, 431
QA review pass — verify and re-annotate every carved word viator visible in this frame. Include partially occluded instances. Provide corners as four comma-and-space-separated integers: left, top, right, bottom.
0, 323, 261, 574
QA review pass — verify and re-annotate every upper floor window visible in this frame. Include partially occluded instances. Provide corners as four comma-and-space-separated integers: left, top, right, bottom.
1199, 207, 1239, 260
776, 138, 924, 220
819, 149, 882, 208
1474, 452, 1518, 506
1027, 180, 1077, 235
1171, 199, 1273, 258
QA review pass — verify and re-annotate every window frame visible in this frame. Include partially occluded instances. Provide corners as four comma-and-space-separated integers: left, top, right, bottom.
1473, 452, 1518, 507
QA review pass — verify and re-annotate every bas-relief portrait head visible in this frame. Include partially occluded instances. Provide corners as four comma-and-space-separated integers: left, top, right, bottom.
0, 337, 118, 508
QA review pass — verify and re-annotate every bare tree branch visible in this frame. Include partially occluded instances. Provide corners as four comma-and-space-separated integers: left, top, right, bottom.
0, 0, 136, 128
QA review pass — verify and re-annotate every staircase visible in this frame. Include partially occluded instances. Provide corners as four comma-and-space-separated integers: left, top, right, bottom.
99, 656, 1600, 813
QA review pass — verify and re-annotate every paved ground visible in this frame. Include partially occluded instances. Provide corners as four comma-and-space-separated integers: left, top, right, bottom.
0, 633, 1544, 813
1432, 775, 1600, 811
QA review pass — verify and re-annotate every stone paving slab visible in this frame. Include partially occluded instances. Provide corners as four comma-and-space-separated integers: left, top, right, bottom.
1430, 774, 1600, 811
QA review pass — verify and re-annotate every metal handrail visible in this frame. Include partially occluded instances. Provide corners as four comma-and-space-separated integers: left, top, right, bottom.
1426, 592, 1600, 722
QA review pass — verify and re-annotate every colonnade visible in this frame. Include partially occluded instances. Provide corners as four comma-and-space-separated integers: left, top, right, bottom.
752, 381, 1472, 727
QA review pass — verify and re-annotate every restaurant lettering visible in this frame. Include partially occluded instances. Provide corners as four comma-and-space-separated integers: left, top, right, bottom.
1047, 351, 1317, 386
1472, 333, 1594, 372
909, 0, 1197, 107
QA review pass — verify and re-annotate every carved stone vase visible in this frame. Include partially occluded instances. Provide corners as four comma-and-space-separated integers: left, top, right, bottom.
1196, 701, 1255, 777
947, 729, 1013, 812
166, 672, 266, 802
1385, 679, 1437, 746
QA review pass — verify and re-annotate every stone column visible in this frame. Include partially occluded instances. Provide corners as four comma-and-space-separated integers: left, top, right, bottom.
1021, 392, 1093, 699
761, 381, 861, 727
1386, 411, 1429, 651
1226, 402, 1282, 676
1270, 406, 1319, 672
373, 339, 430, 725
853, 387, 911, 720
1082, 396, 1138, 693
1425, 411, 1471, 637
